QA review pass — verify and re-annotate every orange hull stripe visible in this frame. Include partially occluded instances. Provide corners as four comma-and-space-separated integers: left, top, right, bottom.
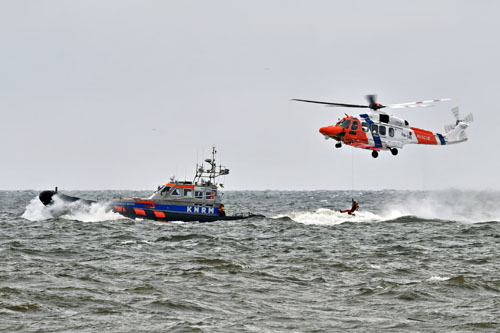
134, 208, 146, 216
134, 199, 156, 208
166, 183, 194, 189
154, 211, 166, 218
114, 206, 124, 212
166, 183, 207, 190
135, 199, 154, 204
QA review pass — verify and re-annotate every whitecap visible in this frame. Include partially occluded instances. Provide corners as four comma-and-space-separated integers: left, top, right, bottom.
280, 208, 383, 225
22, 196, 123, 222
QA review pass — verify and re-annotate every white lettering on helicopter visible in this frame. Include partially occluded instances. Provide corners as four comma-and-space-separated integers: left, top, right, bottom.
186, 206, 215, 214
416, 133, 432, 141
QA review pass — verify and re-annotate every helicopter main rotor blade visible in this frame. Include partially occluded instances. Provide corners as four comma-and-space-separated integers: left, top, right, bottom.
388, 104, 433, 109
444, 124, 455, 133
386, 98, 454, 109
366, 94, 377, 105
451, 107, 460, 120
291, 99, 369, 108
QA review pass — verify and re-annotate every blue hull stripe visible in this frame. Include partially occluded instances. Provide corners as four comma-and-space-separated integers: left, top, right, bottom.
113, 202, 218, 215
360, 114, 382, 148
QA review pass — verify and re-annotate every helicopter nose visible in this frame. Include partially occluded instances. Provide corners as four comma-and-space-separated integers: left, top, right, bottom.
319, 125, 342, 137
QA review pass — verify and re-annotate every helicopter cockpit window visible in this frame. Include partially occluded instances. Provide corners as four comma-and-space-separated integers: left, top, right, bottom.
351, 121, 359, 131
372, 124, 379, 135
379, 125, 386, 136
389, 127, 395, 137
338, 119, 351, 129
361, 122, 369, 132
171, 188, 181, 196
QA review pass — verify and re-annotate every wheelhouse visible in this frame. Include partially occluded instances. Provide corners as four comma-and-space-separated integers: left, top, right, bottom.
150, 182, 218, 202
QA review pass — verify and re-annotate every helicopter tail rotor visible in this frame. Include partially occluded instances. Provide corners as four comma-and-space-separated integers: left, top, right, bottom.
451, 106, 460, 121
444, 124, 455, 133
462, 113, 474, 124
444, 107, 474, 133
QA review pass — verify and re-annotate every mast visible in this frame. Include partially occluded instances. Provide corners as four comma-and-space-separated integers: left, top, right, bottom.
193, 146, 228, 187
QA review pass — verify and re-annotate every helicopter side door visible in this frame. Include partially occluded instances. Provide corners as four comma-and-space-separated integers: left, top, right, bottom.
386, 125, 404, 148
345, 118, 368, 144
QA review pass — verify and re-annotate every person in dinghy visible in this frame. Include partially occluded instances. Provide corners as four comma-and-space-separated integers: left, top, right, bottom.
340, 199, 359, 216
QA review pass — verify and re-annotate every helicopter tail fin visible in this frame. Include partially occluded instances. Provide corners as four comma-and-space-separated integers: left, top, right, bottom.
443, 107, 472, 144
444, 122, 469, 144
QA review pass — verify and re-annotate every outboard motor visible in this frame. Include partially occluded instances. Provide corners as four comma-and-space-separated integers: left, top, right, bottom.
39, 187, 57, 206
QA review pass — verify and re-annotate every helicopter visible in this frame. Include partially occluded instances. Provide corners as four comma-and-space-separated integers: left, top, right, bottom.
292, 95, 473, 158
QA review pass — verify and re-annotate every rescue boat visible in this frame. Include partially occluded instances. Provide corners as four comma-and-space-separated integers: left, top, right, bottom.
39, 147, 262, 222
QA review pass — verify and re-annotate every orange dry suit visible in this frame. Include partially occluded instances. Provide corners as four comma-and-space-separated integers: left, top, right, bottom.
341, 201, 359, 215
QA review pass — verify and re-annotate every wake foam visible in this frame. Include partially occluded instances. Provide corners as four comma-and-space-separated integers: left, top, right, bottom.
278, 208, 385, 226
22, 196, 123, 222
22, 197, 54, 221
282, 190, 500, 225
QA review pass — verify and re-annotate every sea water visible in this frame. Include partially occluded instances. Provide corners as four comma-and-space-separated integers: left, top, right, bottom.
1, 190, 499, 332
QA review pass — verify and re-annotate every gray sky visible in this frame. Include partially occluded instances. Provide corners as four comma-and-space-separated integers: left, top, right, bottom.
1, 0, 498, 191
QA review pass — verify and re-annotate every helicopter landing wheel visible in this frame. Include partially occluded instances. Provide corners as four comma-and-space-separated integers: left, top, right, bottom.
371, 150, 379, 158
391, 148, 398, 156
335, 142, 342, 148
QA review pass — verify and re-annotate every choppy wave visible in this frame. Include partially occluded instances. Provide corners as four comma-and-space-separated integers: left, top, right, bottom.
21, 189, 500, 225
3, 190, 500, 332
280, 190, 500, 225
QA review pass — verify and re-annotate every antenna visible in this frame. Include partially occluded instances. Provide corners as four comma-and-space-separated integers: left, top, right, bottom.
191, 145, 229, 187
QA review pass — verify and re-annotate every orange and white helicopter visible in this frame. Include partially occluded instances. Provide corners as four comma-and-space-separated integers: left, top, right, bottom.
293, 94, 473, 158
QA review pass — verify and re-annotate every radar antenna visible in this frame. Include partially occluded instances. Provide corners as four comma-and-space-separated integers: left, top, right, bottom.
193, 146, 229, 186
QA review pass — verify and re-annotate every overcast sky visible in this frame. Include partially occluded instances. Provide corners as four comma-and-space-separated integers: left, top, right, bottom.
1, 1, 498, 191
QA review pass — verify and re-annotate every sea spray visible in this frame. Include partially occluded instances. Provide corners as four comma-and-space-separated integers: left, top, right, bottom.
22, 195, 122, 222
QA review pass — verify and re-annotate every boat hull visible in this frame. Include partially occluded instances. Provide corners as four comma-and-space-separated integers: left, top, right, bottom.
39, 190, 96, 206
38, 189, 263, 223
112, 205, 260, 222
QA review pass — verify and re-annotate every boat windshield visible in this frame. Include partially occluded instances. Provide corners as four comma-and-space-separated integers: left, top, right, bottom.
148, 185, 171, 199
160, 186, 171, 195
